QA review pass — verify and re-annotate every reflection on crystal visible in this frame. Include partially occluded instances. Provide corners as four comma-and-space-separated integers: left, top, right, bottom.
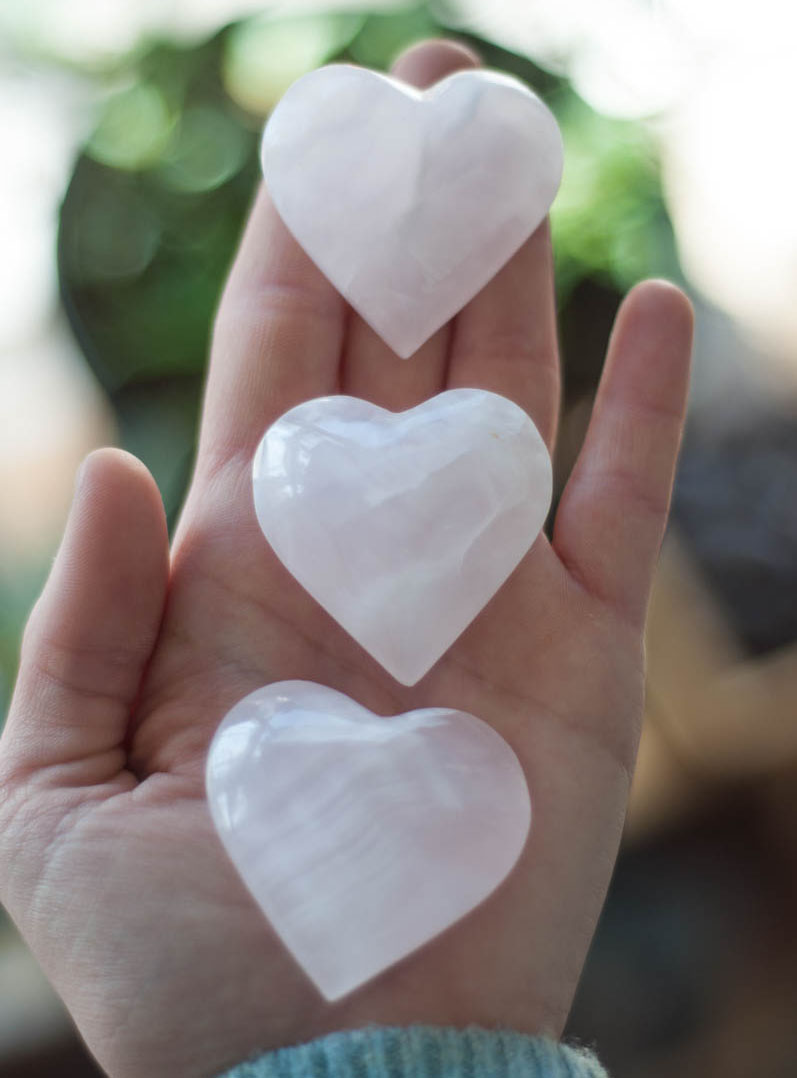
206, 681, 531, 1000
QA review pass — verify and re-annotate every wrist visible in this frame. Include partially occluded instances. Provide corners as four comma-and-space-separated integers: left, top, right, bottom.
215, 1026, 607, 1078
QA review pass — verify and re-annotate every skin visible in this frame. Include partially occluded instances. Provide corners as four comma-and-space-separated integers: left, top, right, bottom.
0, 40, 693, 1078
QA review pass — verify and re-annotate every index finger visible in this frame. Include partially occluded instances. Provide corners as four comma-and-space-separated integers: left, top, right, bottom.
196, 185, 346, 472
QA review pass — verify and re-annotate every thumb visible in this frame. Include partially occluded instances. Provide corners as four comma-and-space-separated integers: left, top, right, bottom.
0, 449, 169, 785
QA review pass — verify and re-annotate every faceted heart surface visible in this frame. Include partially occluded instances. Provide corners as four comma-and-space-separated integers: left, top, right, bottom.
252, 389, 552, 686
261, 64, 563, 357
206, 681, 531, 1001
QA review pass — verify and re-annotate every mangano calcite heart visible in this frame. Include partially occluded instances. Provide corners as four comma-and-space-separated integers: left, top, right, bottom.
261, 63, 563, 357
252, 389, 553, 686
205, 681, 531, 1001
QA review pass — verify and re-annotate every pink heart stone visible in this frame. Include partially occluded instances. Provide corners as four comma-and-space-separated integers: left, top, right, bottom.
206, 681, 531, 1001
261, 64, 563, 357
252, 389, 552, 687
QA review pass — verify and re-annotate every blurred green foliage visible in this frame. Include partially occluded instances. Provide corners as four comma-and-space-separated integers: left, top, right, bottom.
58, 6, 680, 514
1, 2, 682, 720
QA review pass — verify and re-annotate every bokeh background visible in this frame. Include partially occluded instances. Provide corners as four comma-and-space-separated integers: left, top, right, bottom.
1, 1, 796, 1075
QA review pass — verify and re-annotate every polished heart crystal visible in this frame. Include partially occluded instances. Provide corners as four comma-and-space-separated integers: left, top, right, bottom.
261, 64, 563, 357
206, 681, 531, 1000
252, 389, 552, 686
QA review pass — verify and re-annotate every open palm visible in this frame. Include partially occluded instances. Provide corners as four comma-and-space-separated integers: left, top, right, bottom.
0, 41, 692, 1078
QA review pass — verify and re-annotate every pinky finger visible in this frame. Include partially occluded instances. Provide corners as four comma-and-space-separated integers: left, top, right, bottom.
553, 280, 694, 626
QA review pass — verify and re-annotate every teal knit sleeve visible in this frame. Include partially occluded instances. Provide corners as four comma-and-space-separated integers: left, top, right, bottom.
216, 1026, 608, 1078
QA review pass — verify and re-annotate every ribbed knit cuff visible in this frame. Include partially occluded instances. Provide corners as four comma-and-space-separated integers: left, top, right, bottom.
217, 1026, 607, 1078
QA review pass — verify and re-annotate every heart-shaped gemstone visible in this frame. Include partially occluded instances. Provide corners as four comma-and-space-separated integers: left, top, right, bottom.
206, 681, 530, 1000
261, 64, 563, 357
252, 389, 552, 685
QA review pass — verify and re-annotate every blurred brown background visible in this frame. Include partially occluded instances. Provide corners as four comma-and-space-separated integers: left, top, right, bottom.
1, 2, 796, 1076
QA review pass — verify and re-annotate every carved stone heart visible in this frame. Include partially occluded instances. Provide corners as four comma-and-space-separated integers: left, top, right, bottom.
206, 681, 531, 1001
261, 64, 563, 357
252, 389, 552, 686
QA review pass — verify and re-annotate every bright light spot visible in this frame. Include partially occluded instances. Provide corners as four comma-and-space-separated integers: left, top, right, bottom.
160, 106, 251, 192
0, 0, 163, 66
0, 0, 400, 61
223, 14, 364, 114
0, 70, 88, 347
451, 0, 797, 363
567, 3, 697, 119
662, 57, 797, 362
447, 0, 699, 117
88, 84, 174, 171
0, 64, 110, 564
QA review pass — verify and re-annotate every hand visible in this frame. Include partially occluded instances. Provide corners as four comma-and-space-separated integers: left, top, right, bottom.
0, 40, 692, 1078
